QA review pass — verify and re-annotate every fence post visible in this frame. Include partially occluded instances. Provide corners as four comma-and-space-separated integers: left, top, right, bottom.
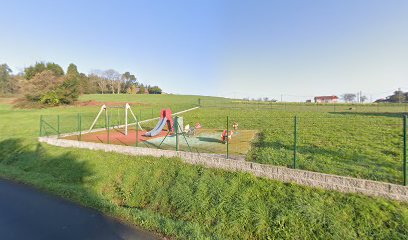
57, 115, 60, 138
198, 98, 201, 107
293, 115, 298, 169
39, 115, 43, 137
107, 116, 110, 144
175, 116, 179, 151
226, 116, 229, 159
78, 113, 82, 141
136, 117, 139, 147
403, 115, 407, 186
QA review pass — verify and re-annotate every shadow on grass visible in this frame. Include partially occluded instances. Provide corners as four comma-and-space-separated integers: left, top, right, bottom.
0, 138, 93, 184
0, 139, 160, 239
196, 137, 223, 143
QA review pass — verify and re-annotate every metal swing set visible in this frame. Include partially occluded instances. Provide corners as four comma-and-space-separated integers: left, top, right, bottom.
88, 103, 143, 136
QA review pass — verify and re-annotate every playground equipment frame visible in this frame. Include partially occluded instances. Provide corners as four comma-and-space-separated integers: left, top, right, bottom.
88, 103, 142, 135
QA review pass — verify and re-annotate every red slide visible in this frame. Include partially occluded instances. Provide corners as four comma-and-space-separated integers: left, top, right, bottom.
160, 108, 174, 131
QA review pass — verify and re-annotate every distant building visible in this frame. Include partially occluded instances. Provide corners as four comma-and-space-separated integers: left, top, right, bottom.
314, 95, 339, 103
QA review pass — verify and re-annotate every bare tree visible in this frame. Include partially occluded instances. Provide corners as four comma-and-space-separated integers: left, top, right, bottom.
342, 93, 357, 103
89, 70, 106, 94
360, 95, 368, 103
103, 69, 121, 94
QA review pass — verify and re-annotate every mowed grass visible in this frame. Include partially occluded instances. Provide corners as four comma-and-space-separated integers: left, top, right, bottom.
31, 94, 408, 183
1, 94, 408, 239
181, 107, 405, 184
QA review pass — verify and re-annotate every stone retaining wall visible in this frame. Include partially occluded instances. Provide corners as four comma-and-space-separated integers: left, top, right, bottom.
38, 136, 408, 202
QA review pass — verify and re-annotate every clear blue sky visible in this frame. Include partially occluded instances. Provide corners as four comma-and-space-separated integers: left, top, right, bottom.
1, 0, 407, 101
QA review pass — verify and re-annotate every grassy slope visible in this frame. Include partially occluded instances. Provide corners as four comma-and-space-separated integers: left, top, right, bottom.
1, 94, 408, 239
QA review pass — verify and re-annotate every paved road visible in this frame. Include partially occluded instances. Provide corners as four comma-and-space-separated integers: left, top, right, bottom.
0, 179, 159, 240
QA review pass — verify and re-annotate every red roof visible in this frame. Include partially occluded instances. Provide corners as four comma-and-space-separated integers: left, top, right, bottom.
314, 95, 338, 100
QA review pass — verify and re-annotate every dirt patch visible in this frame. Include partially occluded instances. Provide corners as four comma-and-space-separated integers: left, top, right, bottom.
63, 128, 168, 145
0, 97, 17, 104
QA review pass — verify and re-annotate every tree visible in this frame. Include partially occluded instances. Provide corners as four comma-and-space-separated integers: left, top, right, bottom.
66, 63, 79, 77
46, 62, 65, 77
0, 64, 12, 94
148, 86, 162, 94
61, 63, 80, 104
375, 89, 407, 103
342, 93, 356, 103
121, 72, 137, 93
138, 85, 146, 94
360, 95, 368, 103
22, 70, 64, 103
89, 70, 107, 94
103, 69, 121, 94
389, 89, 406, 103
263, 97, 269, 102
127, 85, 138, 94
20, 69, 80, 105
24, 62, 64, 79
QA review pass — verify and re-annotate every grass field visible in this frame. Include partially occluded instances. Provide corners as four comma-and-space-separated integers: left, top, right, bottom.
180, 108, 405, 184
43, 95, 406, 184
1, 94, 408, 239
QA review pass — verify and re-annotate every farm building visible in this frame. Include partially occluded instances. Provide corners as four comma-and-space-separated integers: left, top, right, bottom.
314, 95, 339, 103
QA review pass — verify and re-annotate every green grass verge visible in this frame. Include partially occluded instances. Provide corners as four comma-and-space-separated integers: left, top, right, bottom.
1, 139, 407, 239
1, 95, 408, 239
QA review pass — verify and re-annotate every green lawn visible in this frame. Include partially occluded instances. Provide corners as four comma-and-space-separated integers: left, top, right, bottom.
179, 107, 405, 184
1, 94, 408, 239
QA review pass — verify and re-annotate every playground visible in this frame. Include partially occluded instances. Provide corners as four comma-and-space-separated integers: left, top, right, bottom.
36, 96, 408, 185
63, 127, 257, 155
61, 104, 257, 156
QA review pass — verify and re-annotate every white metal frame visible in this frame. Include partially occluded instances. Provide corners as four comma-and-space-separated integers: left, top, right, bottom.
88, 103, 142, 135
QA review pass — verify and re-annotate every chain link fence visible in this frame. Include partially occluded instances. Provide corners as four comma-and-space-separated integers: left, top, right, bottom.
39, 105, 407, 186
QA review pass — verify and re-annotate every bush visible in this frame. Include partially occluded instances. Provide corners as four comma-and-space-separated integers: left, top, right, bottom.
40, 91, 60, 105
19, 70, 79, 106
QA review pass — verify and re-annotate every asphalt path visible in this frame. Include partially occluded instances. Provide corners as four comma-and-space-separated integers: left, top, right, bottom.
0, 179, 159, 240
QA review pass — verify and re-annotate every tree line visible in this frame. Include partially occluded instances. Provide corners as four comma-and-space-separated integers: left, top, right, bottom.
0, 62, 162, 105
375, 89, 408, 103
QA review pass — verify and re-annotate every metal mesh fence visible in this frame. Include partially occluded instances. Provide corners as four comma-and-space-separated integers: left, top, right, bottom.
39, 107, 407, 185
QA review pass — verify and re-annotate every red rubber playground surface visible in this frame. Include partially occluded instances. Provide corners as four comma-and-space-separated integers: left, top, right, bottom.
64, 128, 168, 146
